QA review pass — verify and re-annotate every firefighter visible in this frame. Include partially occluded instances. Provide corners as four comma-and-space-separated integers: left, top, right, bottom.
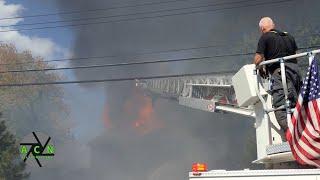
253, 17, 301, 133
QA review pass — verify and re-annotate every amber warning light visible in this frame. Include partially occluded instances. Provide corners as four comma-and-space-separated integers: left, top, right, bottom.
192, 163, 208, 172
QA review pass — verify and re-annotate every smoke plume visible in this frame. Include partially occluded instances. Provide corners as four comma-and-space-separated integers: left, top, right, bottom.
32, 0, 320, 179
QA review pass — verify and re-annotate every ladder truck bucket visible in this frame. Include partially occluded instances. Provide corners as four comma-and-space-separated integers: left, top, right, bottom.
137, 49, 320, 167
232, 64, 294, 164
232, 64, 267, 107
232, 49, 320, 165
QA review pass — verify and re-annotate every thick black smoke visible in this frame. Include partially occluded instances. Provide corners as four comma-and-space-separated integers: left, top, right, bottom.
34, 0, 320, 179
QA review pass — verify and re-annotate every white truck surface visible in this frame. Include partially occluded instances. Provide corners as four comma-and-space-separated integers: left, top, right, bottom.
189, 169, 320, 180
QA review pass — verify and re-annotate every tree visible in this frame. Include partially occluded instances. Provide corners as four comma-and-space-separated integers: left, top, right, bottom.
0, 120, 29, 180
0, 44, 71, 142
0, 43, 72, 179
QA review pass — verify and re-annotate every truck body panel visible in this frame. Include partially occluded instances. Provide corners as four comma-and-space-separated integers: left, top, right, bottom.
189, 169, 320, 180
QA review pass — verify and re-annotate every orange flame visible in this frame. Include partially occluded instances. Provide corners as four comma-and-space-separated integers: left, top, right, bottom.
134, 96, 161, 135
126, 90, 163, 135
102, 88, 163, 135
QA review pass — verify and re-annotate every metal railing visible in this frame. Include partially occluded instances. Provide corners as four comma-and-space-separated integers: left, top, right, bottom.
255, 49, 320, 122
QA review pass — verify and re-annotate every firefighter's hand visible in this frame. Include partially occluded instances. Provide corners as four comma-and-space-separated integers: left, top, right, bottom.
258, 66, 267, 79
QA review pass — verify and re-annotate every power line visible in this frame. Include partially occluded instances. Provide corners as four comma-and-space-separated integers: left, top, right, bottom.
0, 32, 317, 67
2, 44, 320, 74
0, 45, 318, 87
0, 0, 293, 33
0, 0, 188, 21
0, 0, 259, 28
0, 70, 236, 87
0, 43, 227, 66
0, 52, 253, 74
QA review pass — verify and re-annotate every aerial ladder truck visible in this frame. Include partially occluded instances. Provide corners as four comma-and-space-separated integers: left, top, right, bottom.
136, 49, 320, 179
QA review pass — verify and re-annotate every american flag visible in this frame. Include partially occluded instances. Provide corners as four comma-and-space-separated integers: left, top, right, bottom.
286, 57, 320, 167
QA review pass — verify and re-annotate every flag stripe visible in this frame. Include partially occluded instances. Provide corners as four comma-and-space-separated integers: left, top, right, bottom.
290, 112, 320, 167
300, 106, 320, 142
312, 99, 320, 131
294, 127, 320, 159
287, 58, 320, 168
289, 126, 320, 167
309, 101, 320, 131
293, 107, 320, 158
298, 111, 320, 149
288, 97, 302, 136
304, 105, 316, 130
304, 106, 320, 141
296, 109, 320, 155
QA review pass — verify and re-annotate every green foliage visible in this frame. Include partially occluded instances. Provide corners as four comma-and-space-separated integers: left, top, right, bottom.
0, 121, 29, 180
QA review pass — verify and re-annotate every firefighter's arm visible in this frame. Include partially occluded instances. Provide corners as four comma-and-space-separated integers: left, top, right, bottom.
253, 53, 264, 65
254, 53, 267, 78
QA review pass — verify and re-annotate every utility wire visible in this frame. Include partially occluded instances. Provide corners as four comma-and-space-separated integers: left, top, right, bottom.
0, 0, 260, 28
0, 45, 318, 87
0, 0, 189, 21
0, 43, 227, 66
0, 32, 317, 67
0, 70, 236, 87
1, 44, 319, 74
0, 53, 253, 74
0, 0, 293, 33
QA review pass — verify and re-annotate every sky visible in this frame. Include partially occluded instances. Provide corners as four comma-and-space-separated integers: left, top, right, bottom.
6, 0, 72, 56
0, 2, 258, 178
2, 0, 105, 142
0, 0, 72, 60
2, 0, 320, 179
2, 0, 319, 149
2, 0, 318, 156
0, 0, 319, 179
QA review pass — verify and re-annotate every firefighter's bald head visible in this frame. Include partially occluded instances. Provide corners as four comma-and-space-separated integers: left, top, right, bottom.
259, 17, 275, 34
